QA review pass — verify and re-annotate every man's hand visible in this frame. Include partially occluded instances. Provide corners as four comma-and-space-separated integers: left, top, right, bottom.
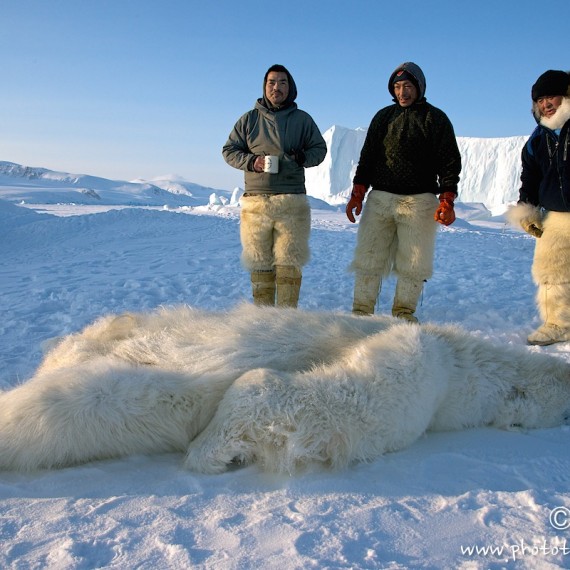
434, 191, 456, 226
253, 156, 265, 172
346, 184, 368, 223
521, 217, 543, 238
290, 149, 306, 167
505, 202, 544, 238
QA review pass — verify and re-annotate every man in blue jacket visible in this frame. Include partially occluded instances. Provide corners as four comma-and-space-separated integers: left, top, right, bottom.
508, 69, 570, 345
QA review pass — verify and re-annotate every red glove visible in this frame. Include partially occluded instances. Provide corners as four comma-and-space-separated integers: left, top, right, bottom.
434, 191, 456, 226
346, 184, 368, 223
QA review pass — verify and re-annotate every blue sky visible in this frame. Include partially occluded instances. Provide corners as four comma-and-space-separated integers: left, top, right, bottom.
1, 0, 568, 190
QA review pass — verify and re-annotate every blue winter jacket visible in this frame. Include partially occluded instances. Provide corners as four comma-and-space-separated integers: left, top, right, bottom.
520, 119, 570, 211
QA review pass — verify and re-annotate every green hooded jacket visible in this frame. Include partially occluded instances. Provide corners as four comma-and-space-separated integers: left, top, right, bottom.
222, 65, 327, 195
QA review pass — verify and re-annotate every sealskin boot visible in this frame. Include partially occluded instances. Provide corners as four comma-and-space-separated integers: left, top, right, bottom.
352, 272, 382, 316
275, 265, 302, 308
528, 282, 570, 345
392, 277, 423, 323
251, 270, 275, 306
527, 323, 570, 346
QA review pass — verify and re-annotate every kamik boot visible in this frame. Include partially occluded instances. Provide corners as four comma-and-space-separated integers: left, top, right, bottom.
391, 277, 423, 323
250, 269, 276, 306
528, 282, 570, 346
275, 265, 302, 308
352, 272, 382, 315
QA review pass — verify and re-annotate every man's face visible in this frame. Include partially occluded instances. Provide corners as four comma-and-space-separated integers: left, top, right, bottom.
265, 71, 289, 107
393, 80, 418, 107
537, 95, 564, 118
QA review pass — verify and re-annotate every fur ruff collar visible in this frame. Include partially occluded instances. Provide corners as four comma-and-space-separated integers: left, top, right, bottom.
534, 95, 570, 130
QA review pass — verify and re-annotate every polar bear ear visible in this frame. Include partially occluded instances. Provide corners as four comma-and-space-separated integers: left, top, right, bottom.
98, 313, 138, 342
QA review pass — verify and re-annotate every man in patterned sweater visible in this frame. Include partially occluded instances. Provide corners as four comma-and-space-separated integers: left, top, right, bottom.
346, 61, 462, 321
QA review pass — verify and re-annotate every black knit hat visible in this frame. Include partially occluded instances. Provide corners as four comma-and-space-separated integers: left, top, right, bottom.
531, 70, 569, 101
393, 69, 418, 91
388, 62, 426, 101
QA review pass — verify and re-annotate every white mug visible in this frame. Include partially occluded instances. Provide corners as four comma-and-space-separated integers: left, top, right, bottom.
263, 155, 279, 174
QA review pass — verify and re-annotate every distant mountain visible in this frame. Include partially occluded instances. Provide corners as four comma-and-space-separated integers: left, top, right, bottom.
0, 161, 338, 213
0, 161, 233, 207
304, 126, 529, 213
133, 174, 226, 199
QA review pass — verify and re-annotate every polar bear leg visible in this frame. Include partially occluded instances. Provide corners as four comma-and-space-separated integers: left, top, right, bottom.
0, 360, 222, 471
183, 370, 271, 474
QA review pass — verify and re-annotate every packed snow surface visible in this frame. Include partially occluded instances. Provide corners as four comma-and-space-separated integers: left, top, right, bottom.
2, 141, 570, 569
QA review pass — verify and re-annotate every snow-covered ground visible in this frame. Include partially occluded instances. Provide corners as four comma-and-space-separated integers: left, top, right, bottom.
1, 152, 570, 569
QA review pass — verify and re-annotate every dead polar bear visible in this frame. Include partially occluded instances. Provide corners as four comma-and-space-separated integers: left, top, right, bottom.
0, 304, 393, 472
1, 304, 569, 473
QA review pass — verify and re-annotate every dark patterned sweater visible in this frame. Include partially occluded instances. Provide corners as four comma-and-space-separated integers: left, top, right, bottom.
354, 100, 461, 196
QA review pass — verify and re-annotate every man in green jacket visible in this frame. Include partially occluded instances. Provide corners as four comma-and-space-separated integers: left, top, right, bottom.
223, 64, 327, 308
346, 61, 462, 322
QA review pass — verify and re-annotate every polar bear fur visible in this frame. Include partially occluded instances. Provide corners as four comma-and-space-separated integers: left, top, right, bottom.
1, 304, 569, 473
